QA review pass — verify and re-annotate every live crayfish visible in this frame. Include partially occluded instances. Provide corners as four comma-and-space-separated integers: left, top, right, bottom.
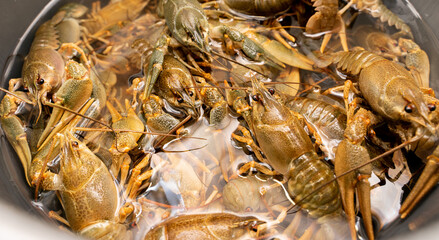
326, 50, 434, 132
227, 78, 351, 238
34, 122, 153, 239
317, 49, 438, 239
137, 0, 286, 101
2, 0, 439, 239
8, 4, 87, 116
143, 212, 267, 239
41, 131, 131, 239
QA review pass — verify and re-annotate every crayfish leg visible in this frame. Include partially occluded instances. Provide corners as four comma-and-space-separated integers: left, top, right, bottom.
48, 210, 70, 226
37, 98, 95, 150
357, 175, 374, 240
337, 171, 357, 240
337, 171, 374, 240
320, 15, 348, 53
335, 108, 376, 240
135, 35, 169, 100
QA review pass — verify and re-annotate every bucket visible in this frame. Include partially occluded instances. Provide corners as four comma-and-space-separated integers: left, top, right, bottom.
0, 0, 438, 239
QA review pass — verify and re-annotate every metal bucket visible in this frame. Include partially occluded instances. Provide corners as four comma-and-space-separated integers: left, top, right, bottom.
0, 0, 438, 239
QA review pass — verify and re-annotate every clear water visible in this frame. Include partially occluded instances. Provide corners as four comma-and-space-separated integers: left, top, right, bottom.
1, 0, 439, 239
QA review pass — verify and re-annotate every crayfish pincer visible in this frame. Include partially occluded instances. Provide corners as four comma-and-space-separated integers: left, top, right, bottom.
334, 106, 380, 240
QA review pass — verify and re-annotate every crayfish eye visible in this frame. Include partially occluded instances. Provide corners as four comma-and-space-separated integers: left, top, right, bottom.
36, 74, 45, 85
404, 104, 415, 113
250, 222, 259, 232
188, 91, 194, 97
176, 97, 184, 103
251, 95, 260, 102
268, 88, 275, 95
428, 103, 436, 111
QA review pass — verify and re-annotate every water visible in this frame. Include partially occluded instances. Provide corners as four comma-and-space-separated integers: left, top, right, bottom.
1, 0, 439, 239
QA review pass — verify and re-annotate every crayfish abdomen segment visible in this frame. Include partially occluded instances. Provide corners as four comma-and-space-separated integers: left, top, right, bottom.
288, 151, 342, 218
